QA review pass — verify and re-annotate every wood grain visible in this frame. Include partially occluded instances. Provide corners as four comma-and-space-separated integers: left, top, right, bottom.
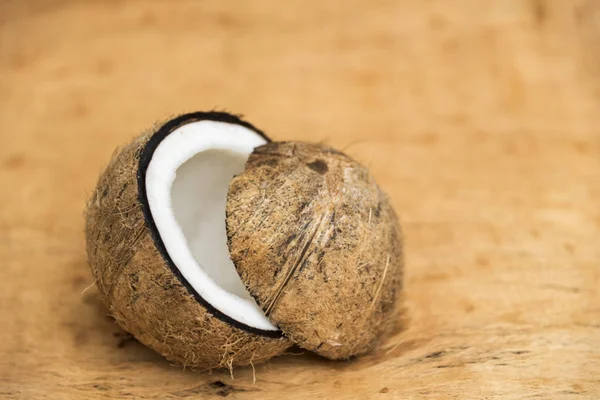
0, 0, 598, 398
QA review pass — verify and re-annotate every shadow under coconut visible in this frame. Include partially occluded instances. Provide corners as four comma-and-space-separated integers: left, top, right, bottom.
79, 291, 410, 377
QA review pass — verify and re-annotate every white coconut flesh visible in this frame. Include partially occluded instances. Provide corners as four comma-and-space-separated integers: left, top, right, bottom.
145, 120, 278, 331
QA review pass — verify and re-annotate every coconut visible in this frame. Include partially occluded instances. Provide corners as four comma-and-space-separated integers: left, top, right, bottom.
227, 142, 403, 359
85, 112, 290, 370
85, 111, 403, 370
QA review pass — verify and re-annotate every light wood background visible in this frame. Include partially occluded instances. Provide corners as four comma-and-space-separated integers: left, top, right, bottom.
1, 1, 599, 399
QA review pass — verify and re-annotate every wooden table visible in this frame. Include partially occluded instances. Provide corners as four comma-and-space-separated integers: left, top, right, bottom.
1, 1, 598, 398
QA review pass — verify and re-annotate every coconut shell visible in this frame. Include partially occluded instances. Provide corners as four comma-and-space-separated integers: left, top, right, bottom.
84, 113, 290, 370
226, 142, 404, 359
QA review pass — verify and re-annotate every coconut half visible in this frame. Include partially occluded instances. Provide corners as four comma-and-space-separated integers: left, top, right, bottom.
226, 142, 404, 359
85, 112, 290, 370
141, 117, 277, 333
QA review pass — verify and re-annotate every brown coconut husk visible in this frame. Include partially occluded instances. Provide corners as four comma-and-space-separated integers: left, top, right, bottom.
84, 121, 290, 371
226, 142, 404, 359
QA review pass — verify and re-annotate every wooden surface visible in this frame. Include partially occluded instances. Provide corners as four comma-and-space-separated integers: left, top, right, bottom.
1, 1, 599, 398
